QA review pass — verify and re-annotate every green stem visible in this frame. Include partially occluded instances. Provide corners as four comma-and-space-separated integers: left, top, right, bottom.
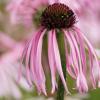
56, 30, 66, 100
56, 64, 66, 100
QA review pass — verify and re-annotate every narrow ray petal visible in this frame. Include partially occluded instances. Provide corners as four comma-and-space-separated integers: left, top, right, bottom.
48, 30, 57, 93
52, 30, 70, 94
82, 32, 100, 75
74, 27, 100, 88
35, 29, 47, 95
77, 71, 88, 93
67, 30, 88, 92
72, 29, 86, 75
64, 33, 76, 79
63, 30, 79, 77
30, 28, 44, 92
25, 38, 35, 86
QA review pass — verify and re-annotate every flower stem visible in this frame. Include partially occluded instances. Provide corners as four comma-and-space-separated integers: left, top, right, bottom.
56, 31, 66, 100
56, 63, 66, 100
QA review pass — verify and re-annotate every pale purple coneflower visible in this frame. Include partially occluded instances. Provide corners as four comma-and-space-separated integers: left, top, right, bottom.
13, 0, 100, 95
0, 48, 23, 98
0, 32, 33, 98
7, 0, 100, 47
0, 47, 32, 99
7, 0, 48, 27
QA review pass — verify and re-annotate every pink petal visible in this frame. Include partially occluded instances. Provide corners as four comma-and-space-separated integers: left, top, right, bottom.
22, 28, 45, 93
63, 30, 79, 78
52, 30, 70, 94
48, 30, 57, 93
29, 28, 46, 94
88, 50, 96, 88
35, 29, 47, 95
82, 32, 100, 75
73, 29, 86, 75
64, 34, 77, 79
25, 38, 33, 86
65, 30, 88, 93
68, 31, 82, 74
73, 27, 99, 88
76, 71, 88, 93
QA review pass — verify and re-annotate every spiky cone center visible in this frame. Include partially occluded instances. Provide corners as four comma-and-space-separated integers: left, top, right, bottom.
41, 3, 76, 30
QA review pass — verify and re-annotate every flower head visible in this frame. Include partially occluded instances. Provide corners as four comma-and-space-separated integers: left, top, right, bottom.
41, 3, 76, 29
15, 0, 100, 95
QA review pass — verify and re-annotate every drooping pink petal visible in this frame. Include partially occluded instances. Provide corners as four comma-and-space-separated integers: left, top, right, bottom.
66, 30, 88, 93
82, 33, 100, 87
72, 29, 87, 75
64, 35, 76, 79
65, 29, 88, 93
22, 31, 39, 87
63, 30, 79, 78
74, 27, 100, 88
19, 39, 33, 85
68, 30, 83, 74
52, 30, 70, 94
24, 28, 46, 94
17, 38, 31, 86
88, 49, 96, 88
35, 29, 47, 95
25, 38, 33, 86
76, 71, 88, 93
48, 30, 57, 93
29, 28, 46, 94
21, 28, 46, 94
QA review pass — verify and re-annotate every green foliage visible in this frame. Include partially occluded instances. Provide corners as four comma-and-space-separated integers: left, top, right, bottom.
84, 89, 100, 100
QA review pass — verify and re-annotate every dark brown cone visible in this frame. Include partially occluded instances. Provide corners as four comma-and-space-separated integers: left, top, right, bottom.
41, 3, 76, 29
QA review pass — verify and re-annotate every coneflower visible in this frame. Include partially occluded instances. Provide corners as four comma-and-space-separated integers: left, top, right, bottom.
7, 0, 48, 26
8, 0, 100, 99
